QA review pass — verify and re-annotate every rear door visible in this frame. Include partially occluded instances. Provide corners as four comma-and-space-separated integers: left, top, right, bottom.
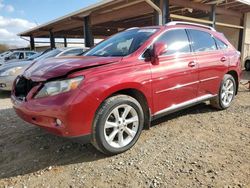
150, 29, 199, 115
187, 29, 228, 97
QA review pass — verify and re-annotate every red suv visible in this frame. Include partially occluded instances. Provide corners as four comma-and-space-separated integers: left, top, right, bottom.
12, 22, 241, 155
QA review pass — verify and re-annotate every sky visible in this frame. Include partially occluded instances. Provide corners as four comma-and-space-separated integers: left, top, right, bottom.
0, 0, 100, 47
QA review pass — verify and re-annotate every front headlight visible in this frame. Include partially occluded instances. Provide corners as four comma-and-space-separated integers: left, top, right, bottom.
35, 76, 84, 99
0, 67, 22, 76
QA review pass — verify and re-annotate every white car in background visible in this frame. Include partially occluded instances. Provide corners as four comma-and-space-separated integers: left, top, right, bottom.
0, 47, 87, 91
0, 51, 37, 65
0, 51, 12, 58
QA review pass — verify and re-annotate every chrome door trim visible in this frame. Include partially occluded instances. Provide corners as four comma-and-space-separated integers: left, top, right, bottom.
155, 76, 219, 94
156, 81, 199, 94
200, 76, 219, 83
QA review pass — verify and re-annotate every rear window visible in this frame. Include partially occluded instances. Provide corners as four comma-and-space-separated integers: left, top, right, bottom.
26, 52, 35, 57
188, 29, 217, 52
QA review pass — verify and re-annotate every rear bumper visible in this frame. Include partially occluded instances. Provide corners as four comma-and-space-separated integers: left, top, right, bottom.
0, 76, 15, 91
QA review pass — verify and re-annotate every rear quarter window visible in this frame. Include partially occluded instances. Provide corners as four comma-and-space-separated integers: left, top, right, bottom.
214, 37, 228, 50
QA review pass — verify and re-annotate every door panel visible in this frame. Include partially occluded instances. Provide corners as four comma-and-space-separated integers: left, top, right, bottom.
195, 51, 228, 96
187, 29, 228, 96
151, 54, 198, 114
150, 28, 199, 114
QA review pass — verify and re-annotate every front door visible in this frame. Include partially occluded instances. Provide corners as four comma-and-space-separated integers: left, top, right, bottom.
150, 29, 199, 115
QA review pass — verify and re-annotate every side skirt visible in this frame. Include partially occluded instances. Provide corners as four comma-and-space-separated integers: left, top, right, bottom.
151, 94, 216, 121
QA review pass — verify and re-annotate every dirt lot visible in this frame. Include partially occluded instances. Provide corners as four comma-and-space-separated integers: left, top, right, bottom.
0, 83, 250, 187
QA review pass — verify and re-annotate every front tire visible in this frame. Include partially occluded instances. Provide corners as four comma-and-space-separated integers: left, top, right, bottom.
210, 74, 236, 110
92, 95, 144, 155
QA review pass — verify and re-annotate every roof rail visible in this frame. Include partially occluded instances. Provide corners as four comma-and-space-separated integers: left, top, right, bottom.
166, 21, 216, 31
126, 27, 139, 31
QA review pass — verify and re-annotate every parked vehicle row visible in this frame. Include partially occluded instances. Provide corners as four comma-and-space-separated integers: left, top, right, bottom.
10, 22, 241, 155
0, 50, 37, 66
0, 47, 87, 91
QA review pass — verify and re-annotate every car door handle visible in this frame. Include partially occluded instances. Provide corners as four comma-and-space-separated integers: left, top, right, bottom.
220, 56, 227, 62
188, 61, 196, 68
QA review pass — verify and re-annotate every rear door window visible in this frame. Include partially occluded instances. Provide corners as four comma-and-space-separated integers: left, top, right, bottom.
188, 29, 217, 52
156, 29, 191, 55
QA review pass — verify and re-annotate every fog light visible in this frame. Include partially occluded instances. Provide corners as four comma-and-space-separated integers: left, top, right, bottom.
55, 119, 62, 126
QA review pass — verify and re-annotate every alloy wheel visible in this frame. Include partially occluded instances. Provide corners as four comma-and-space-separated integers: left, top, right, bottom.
104, 104, 139, 148
221, 79, 235, 107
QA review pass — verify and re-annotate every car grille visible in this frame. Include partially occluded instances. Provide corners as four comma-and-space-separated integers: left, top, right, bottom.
14, 76, 39, 100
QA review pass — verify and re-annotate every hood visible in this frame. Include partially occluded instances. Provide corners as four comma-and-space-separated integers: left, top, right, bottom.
23, 56, 122, 81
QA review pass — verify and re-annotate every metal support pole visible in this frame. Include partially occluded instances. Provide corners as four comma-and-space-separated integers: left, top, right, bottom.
84, 16, 94, 48
153, 0, 160, 25
238, 17, 244, 52
162, 0, 170, 24
210, 5, 216, 28
64, 37, 67, 47
49, 31, 55, 49
146, 0, 162, 25
30, 35, 35, 50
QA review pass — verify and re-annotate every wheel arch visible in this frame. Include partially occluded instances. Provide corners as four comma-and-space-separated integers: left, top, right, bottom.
97, 86, 152, 130
112, 88, 151, 129
226, 70, 239, 95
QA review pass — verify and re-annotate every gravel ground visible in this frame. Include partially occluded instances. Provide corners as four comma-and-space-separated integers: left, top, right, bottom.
0, 81, 250, 187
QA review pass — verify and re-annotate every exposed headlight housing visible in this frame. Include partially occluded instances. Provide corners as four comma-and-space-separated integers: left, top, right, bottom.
0, 67, 22, 76
35, 76, 84, 99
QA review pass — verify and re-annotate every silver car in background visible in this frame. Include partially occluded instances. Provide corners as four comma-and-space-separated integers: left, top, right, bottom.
0, 51, 11, 58
0, 51, 37, 65
0, 47, 87, 91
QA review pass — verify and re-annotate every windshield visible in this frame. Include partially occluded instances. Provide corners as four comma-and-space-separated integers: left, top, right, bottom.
85, 28, 158, 57
0, 52, 8, 57
34, 49, 62, 61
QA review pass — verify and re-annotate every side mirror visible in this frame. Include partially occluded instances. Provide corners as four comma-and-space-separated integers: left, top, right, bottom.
152, 42, 167, 65
4, 57, 9, 61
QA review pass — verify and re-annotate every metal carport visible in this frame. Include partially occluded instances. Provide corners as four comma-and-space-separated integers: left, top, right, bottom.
18, 0, 250, 56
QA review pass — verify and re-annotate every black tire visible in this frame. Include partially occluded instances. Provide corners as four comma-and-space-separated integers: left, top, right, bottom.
92, 95, 144, 155
245, 60, 250, 71
210, 74, 236, 110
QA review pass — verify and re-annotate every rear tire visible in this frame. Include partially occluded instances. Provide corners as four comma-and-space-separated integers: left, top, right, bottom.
92, 95, 144, 155
210, 74, 236, 110
245, 60, 250, 71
